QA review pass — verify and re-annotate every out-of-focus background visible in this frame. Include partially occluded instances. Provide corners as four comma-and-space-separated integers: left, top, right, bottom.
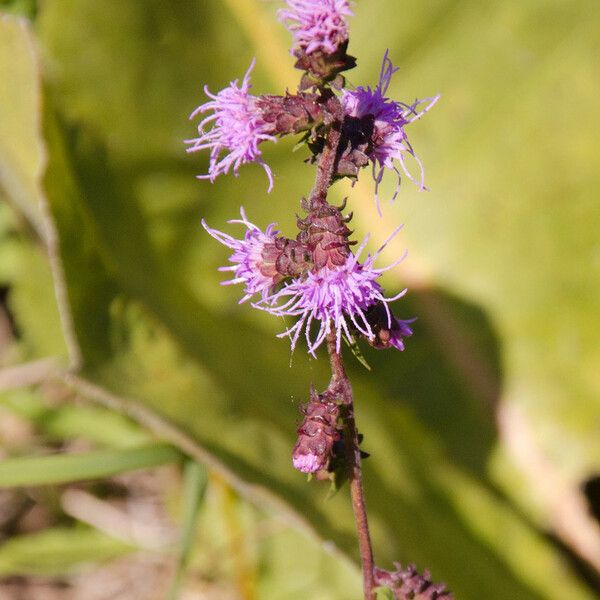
0, 0, 599, 598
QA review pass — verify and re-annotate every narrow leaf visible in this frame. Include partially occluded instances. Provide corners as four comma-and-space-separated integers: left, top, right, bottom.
0, 443, 181, 487
167, 460, 208, 600
0, 526, 132, 576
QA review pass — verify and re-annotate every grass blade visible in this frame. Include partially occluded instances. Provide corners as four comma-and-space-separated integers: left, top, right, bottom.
0, 443, 181, 488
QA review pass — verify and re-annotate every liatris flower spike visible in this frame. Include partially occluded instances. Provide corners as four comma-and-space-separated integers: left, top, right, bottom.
192, 1, 451, 597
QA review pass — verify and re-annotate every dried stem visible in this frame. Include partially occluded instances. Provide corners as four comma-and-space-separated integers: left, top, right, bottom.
307, 97, 375, 600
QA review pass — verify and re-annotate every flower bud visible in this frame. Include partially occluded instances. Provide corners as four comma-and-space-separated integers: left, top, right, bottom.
256, 93, 324, 136
374, 563, 453, 600
297, 198, 354, 269
292, 387, 341, 473
294, 43, 357, 89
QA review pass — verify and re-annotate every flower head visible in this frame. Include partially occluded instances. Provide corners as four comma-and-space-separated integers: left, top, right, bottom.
202, 208, 281, 303
341, 51, 439, 210
256, 227, 408, 356
186, 60, 276, 191
279, 0, 353, 56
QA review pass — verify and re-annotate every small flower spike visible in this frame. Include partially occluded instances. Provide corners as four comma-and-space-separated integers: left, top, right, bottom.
278, 0, 353, 56
186, 60, 276, 191
202, 208, 282, 303
255, 228, 409, 356
341, 51, 440, 210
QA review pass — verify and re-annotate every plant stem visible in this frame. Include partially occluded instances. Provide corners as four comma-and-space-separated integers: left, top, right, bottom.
327, 332, 376, 600
307, 95, 375, 599
310, 95, 343, 203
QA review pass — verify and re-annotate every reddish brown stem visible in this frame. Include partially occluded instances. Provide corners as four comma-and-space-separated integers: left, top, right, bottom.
310, 96, 343, 204
327, 333, 376, 600
306, 96, 376, 600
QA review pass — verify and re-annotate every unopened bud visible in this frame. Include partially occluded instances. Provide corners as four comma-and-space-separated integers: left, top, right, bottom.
292, 387, 341, 473
296, 199, 354, 269
374, 563, 453, 600
256, 93, 324, 136
294, 42, 357, 89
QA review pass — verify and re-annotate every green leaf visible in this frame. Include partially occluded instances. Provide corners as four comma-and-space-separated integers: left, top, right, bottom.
167, 461, 208, 600
0, 443, 181, 487
0, 526, 132, 576
0, 15, 66, 360
374, 587, 396, 600
0, 13, 44, 231
343, 333, 372, 371
0, 387, 153, 447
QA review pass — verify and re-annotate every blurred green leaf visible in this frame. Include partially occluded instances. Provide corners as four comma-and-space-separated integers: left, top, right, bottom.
0, 12, 44, 235
167, 461, 208, 600
41, 404, 153, 448
0, 14, 66, 361
374, 587, 395, 600
0, 443, 180, 487
0, 526, 132, 576
1, 387, 152, 447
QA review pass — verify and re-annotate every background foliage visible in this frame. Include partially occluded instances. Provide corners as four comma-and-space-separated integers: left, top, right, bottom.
0, 1, 599, 598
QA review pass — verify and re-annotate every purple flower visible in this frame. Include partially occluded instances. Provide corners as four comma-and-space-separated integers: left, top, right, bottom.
293, 453, 322, 473
278, 0, 353, 56
342, 51, 439, 210
256, 228, 408, 356
202, 208, 281, 303
186, 60, 276, 191
388, 318, 414, 351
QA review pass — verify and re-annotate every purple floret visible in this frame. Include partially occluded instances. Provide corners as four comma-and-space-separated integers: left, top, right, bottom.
388, 318, 414, 351
278, 0, 353, 55
342, 51, 440, 210
186, 60, 276, 191
293, 453, 323, 473
202, 208, 281, 303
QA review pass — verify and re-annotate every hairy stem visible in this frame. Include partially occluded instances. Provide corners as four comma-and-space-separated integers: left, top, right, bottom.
307, 97, 375, 599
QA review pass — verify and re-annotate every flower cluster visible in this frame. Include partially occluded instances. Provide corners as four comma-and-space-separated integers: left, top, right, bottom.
374, 563, 452, 599
204, 204, 413, 358
201, 208, 282, 303
186, 60, 276, 191
341, 51, 440, 210
278, 0, 353, 56
256, 233, 409, 356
